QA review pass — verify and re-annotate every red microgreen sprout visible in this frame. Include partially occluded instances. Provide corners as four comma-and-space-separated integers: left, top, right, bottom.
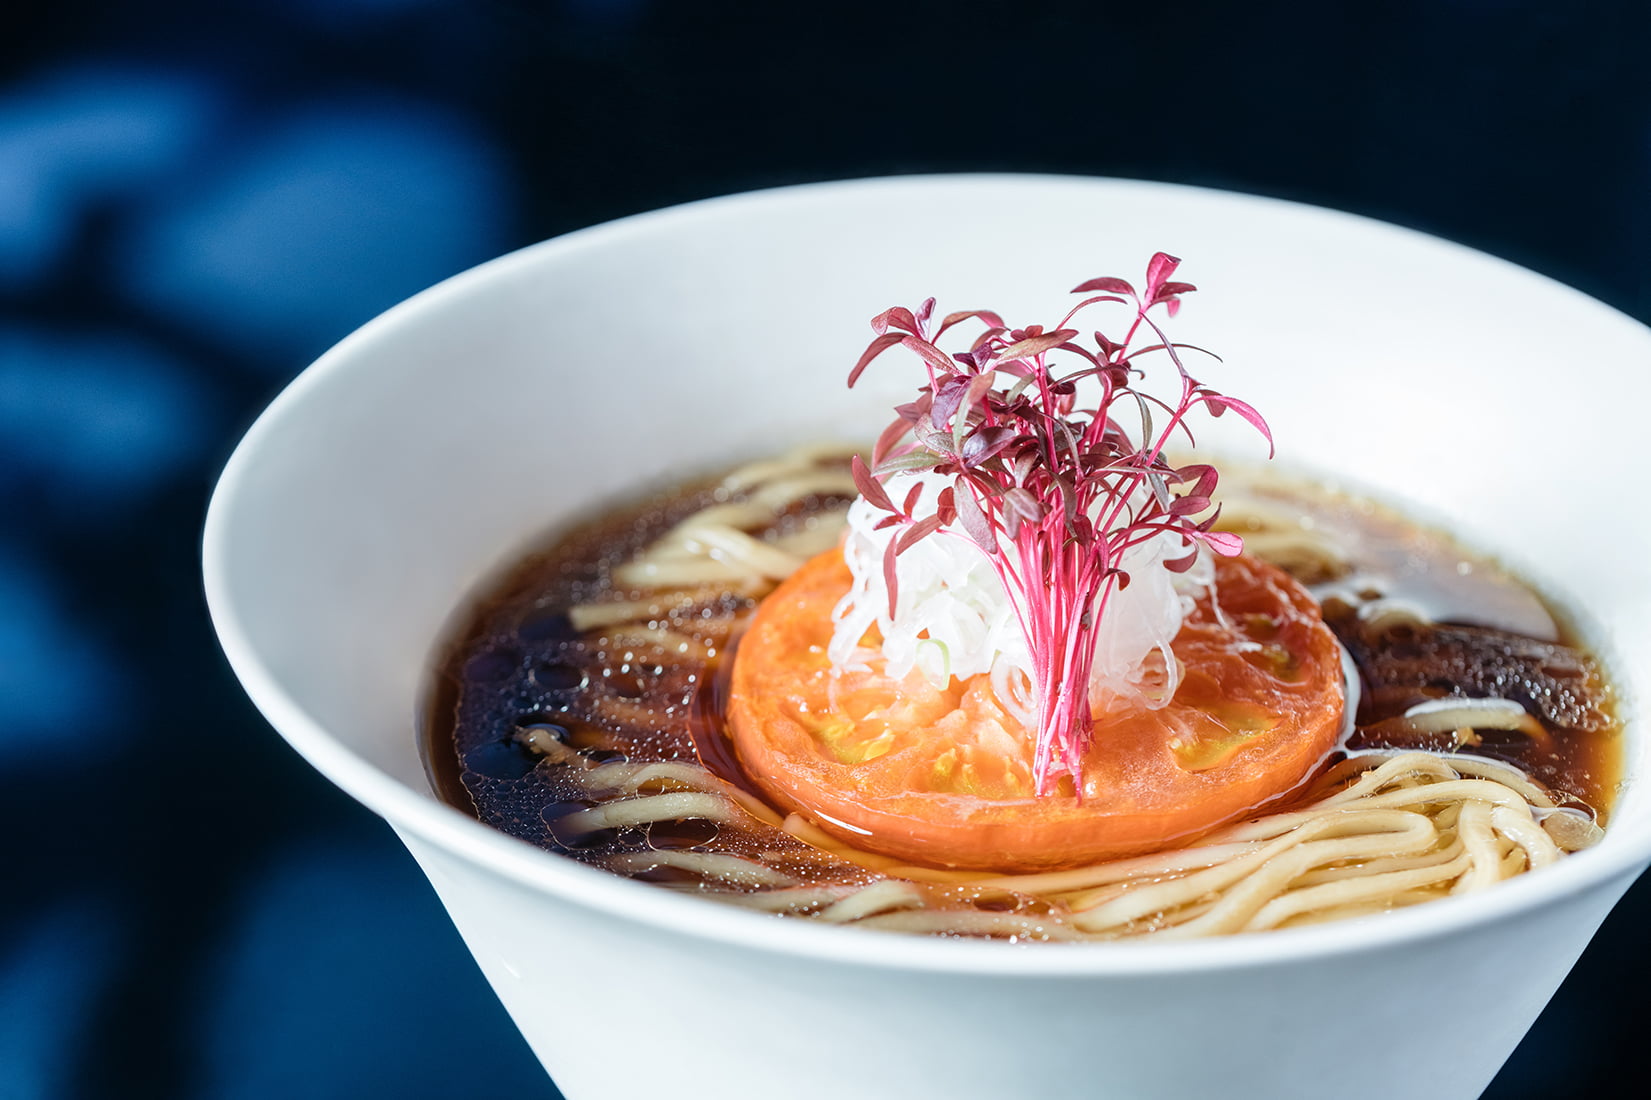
849, 253, 1272, 795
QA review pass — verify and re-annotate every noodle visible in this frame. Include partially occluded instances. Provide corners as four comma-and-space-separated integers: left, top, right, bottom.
452, 447, 1613, 941
606, 850, 800, 889
610, 448, 857, 589
527, 736, 1588, 938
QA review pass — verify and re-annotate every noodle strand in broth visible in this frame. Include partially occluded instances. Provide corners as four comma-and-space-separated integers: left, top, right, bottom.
428, 447, 1618, 941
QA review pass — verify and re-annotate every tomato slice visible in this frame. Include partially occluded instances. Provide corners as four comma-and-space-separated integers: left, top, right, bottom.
727, 550, 1345, 872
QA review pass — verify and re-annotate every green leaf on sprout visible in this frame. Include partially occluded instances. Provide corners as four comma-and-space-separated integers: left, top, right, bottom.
874, 450, 945, 476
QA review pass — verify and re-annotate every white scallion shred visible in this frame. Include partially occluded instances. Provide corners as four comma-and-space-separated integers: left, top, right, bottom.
828, 471, 1212, 728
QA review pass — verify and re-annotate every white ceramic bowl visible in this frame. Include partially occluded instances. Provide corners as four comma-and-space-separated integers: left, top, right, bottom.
204, 175, 1650, 1100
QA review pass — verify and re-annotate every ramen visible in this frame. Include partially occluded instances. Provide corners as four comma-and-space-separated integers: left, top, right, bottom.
425, 257, 1619, 941
425, 448, 1618, 941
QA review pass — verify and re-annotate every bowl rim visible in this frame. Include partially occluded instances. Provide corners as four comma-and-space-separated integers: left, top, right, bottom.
202, 170, 1651, 978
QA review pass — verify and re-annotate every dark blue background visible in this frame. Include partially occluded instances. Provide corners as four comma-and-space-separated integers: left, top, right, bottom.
3, 2, 1647, 1097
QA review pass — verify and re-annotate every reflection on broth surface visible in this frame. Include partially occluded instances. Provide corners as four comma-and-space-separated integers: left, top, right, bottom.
426, 450, 1619, 941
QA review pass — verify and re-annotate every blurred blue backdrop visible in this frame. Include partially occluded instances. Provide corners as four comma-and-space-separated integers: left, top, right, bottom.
2, 2, 1647, 1097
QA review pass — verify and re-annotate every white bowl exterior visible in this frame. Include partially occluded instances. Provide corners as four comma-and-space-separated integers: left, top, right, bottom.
205, 175, 1651, 1100
405, 828, 1639, 1100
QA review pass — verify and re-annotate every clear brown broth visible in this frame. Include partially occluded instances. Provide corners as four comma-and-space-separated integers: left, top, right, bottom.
424, 469, 1622, 905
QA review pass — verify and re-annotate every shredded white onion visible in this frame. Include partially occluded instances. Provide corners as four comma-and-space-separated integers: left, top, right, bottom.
829, 470, 1212, 726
